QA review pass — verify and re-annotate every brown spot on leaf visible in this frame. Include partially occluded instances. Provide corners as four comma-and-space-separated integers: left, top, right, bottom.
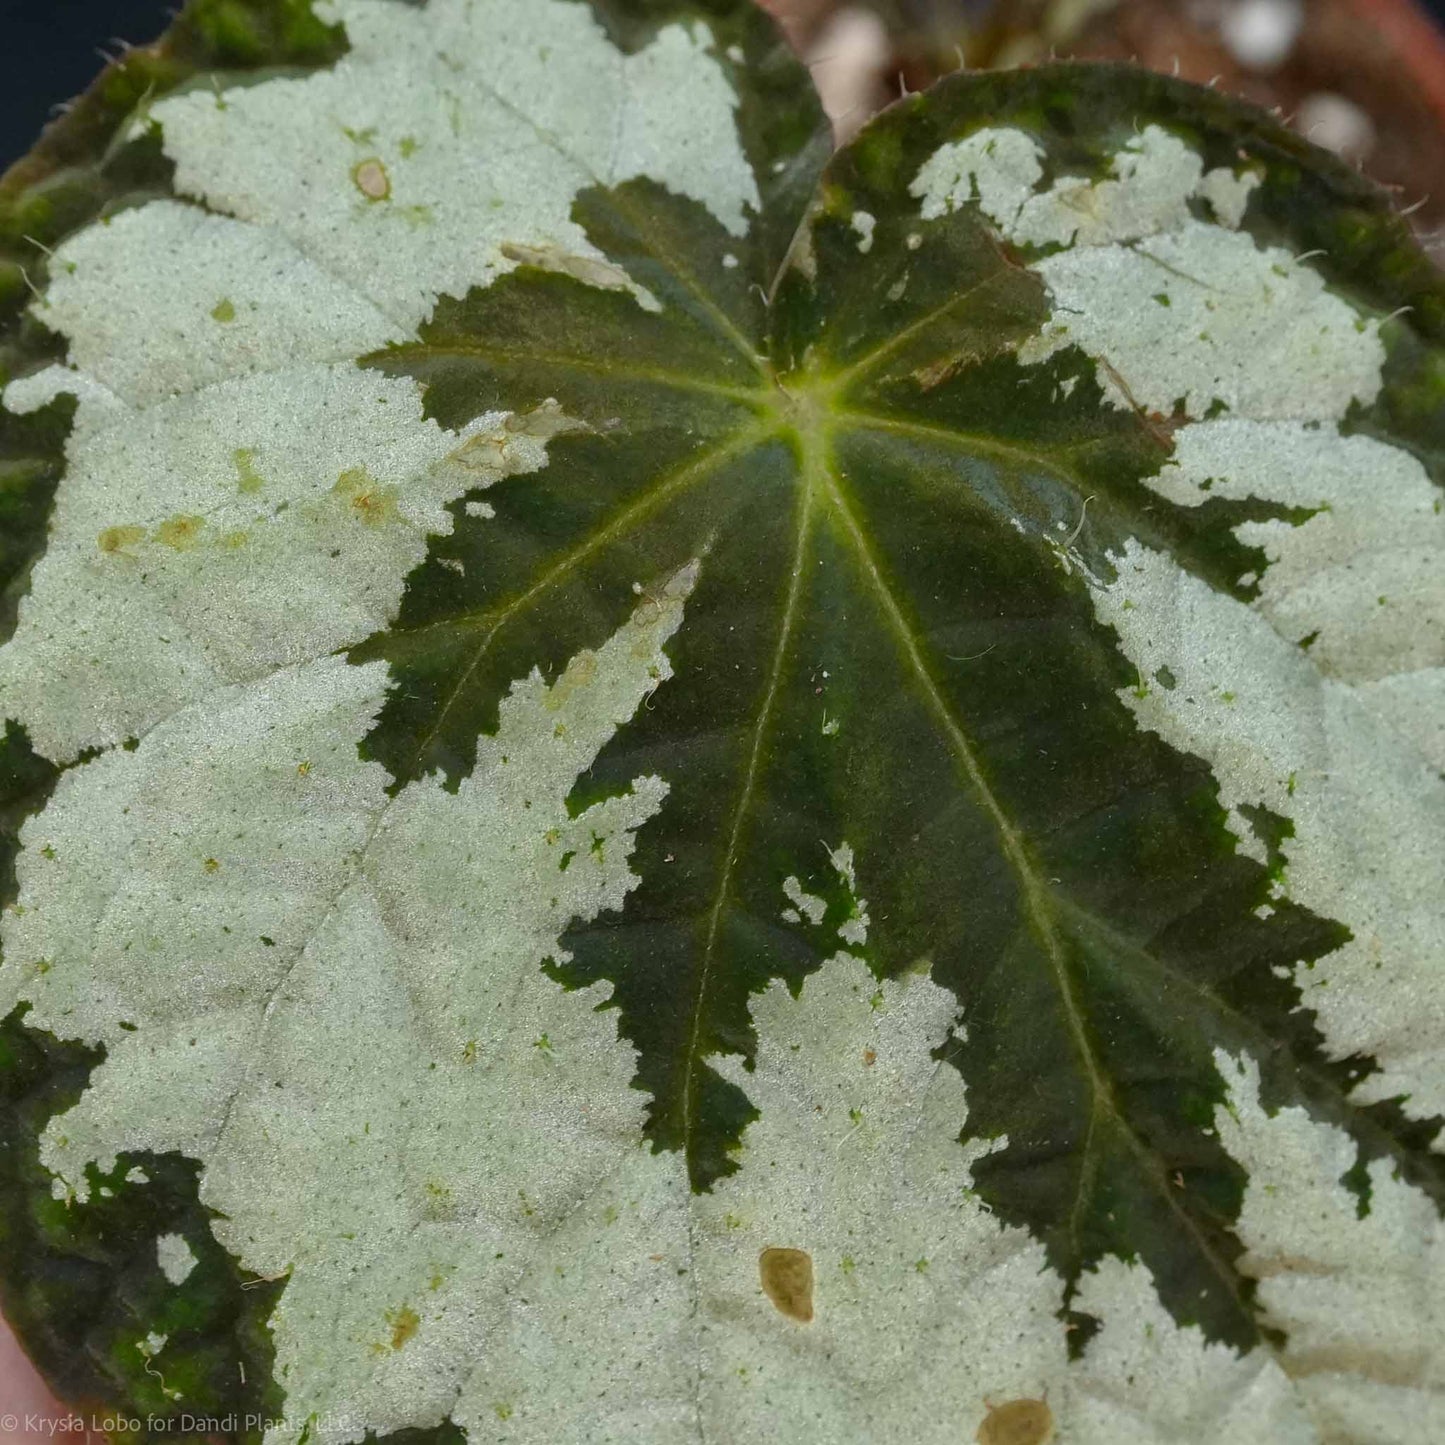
977, 1397, 1054, 1445
862, 1048, 877, 1067
759, 1247, 814, 1323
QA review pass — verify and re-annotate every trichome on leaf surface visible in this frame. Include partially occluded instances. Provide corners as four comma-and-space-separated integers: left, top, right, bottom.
0, 1, 1441, 1442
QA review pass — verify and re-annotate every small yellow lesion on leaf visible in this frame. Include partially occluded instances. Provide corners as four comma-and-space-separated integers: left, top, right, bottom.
759, 1246, 814, 1323
333, 467, 401, 526
203, 857, 220, 874
296, 761, 312, 777
97, 524, 146, 555
210, 298, 236, 323
352, 157, 391, 202
383, 1304, 420, 1351
233, 447, 265, 494
155, 514, 206, 550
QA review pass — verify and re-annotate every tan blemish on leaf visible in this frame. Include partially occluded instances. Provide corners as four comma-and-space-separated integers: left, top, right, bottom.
913, 350, 980, 391
332, 467, 400, 526
440, 429, 511, 477
97, 524, 146, 555
203, 858, 220, 874
154, 515, 205, 550
499, 241, 633, 294
352, 157, 391, 202
759, 1247, 814, 1323
383, 1304, 420, 1351
976, 1397, 1053, 1445
437, 399, 588, 484
504, 397, 592, 442
543, 650, 598, 712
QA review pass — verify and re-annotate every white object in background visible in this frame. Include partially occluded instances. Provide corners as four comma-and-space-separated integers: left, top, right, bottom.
1221, 0, 1305, 70
807, 6, 891, 140
1296, 90, 1378, 163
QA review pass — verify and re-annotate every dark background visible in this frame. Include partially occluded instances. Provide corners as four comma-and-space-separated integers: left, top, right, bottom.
3, 0, 175, 168
4, 0, 1445, 171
